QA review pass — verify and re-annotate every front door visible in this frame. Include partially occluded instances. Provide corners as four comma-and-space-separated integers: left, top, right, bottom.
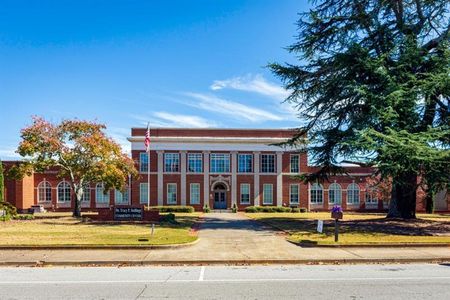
214, 191, 227, 209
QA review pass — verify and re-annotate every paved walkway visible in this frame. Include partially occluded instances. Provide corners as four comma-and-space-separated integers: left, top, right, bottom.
1, 213, 449, 265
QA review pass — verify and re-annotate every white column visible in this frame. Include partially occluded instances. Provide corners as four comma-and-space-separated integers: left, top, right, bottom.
180, 151, 187, 206
203, 151, 210, 208
253, 151, 260, 206
276, 151, 283, 207
157, 150, 164, 206
231, 151, 237, 206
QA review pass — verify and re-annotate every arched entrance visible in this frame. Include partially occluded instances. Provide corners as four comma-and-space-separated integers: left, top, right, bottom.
212, 182, 227, 209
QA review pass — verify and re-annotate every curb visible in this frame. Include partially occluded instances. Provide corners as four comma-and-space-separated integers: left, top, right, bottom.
0, 257, 449, 267
0, 238, 200, 250
289, 241, 450, 248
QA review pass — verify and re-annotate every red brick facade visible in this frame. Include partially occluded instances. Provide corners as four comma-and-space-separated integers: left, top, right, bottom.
3, 128, 449, 212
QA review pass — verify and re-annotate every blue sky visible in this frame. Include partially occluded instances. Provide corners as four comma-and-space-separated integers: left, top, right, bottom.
0, 0, 309, 159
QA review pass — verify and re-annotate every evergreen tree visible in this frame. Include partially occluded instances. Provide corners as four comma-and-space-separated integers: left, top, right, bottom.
270, 0, 449, 218
0, 159, 4, 202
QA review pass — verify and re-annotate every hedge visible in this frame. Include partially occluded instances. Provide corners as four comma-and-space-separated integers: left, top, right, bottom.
147, 206, 195, 213
244, 206, 292, 213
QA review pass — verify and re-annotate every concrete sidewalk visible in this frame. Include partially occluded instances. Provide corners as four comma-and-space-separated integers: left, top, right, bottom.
1, 213, 449, 266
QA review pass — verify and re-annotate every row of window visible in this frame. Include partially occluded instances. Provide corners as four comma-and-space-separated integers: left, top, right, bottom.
139, 153, 301, 174
137, 183, 300, 205
310, 183, 378, 205
37, 181, 129, 204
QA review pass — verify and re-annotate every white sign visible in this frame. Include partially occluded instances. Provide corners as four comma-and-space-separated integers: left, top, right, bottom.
317, 220, 323, 233
0, 210, 5, 217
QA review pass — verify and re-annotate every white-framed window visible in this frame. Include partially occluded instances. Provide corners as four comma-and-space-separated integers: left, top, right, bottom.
57, 181, 71, 203
261, 154, 275, 173
190, 183, 200, 204
164, 153, 180, 172
310, 183, 323, 204
290, 155, 300, 173
188, 153, 202, 173
328, 183, 342, 205
365, 186, 378, 204
167, 183, 177, 204
238, 154, 253, 173
80, 183, 91, 202
263, 184, 273, 205
95, 183, 110, 203
139, 152, 149, 172
139, 183, 149, 204
37, 181, 52, 202
240, 183, 250, 204
347, 183, 360, 205
210, 153, 230, 173
290, 184, 299, 204
115, 186, 129, 204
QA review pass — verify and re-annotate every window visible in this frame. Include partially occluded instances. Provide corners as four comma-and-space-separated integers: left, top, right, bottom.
37, 181, 52, 202
240, 184, 250, 204
167, 183, 177, 204
261, 154, 275, 173
188, 153, 202, 173
57, 181, 71, 203
347, 183, 360, 205
238, 154, 253, 173
139, 183, 149, 204
290, 184, 299, 204
81, 183, 91, 202
310, 183, 323, 204
328, 183, 342, 205
139, 152, 149, 172
365, 186, 378, 204
263, 184, 273, 204
164, 153, 180, 172
190, 183, 200, 204
290, 155, 300, 173
115, 186, 129, 204
95, 183, 110, 203
210, 153, 230, 173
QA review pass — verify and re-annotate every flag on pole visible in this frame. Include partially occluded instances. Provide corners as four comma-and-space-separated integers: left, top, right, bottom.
144, 123, 151, 152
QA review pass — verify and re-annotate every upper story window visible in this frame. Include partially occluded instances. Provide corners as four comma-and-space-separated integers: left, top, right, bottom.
139, 152, 149, 172
210, 153, 230, 173
164, 153, 180, 172
57, 181, 71, 203
290, 154, 300, 173
238, 154, 253, 173
188, 153, 202, 173
261, 154, 275, 173
37, 181, 52, 202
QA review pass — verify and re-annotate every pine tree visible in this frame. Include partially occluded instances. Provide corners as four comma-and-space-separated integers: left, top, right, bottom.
270, 0, 450, 218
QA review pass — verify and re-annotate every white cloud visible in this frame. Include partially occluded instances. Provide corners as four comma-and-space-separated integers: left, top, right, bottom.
210, 74, 290, 100
183, 92, 284, 123
130, 112, 218, 128
0, 147, 20, 160
107, 127, 131, 154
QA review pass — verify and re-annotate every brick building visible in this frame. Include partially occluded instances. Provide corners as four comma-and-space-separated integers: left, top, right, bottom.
3, 127, 449, 212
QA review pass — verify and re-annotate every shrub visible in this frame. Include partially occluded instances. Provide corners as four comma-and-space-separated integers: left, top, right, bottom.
203, 204, 210, 213
299, 207, 308, 213
13, 214, 34, 220
291, 207, 300, 213
159, 213, 177, 224
148, 206, 194, 213
231, 203, 237, 213
0, 201, 17, 221
244, 206, 292, 213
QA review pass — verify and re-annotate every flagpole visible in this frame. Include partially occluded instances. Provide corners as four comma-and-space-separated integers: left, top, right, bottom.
147, 123, 150, 208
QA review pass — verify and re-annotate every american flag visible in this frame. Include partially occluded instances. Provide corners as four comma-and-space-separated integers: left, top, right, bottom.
144, 123, 150, 152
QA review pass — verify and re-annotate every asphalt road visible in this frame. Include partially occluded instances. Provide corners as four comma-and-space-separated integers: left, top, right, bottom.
0, 263, 449, 299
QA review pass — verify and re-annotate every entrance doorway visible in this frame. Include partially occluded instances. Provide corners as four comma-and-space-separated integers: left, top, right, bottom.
213, 183, 227, 209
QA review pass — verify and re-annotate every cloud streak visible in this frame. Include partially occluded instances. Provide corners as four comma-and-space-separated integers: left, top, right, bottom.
210, 74, 290, 100
183, 92, 284, 123
130, 112, 219, 128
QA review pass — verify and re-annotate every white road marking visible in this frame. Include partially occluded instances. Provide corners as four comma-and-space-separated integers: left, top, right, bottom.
199, 266, 205, 281
0, 276, 449, 285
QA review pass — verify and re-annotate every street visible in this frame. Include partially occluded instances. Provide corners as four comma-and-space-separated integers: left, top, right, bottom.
0, 263, 449, 299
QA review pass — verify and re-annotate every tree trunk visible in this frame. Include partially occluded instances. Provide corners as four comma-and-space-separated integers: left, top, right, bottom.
425, 189, 435, 214
387, 172, 417, 219
72, 185, 83, 218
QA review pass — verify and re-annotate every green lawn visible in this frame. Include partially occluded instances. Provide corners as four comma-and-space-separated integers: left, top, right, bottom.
246, 212, 450, 245
0, 213, 201, 246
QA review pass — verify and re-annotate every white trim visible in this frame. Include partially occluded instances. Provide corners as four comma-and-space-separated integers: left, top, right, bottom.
131, 142, 293, 152
128, 136, 289, 143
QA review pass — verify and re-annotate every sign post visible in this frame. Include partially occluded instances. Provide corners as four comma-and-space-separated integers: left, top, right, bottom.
331, 205, 343, 242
